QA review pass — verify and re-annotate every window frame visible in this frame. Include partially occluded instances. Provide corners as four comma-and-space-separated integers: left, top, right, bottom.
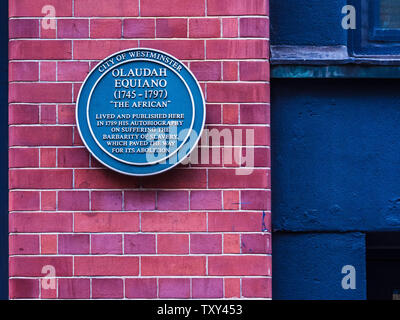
349, 0, 400, 56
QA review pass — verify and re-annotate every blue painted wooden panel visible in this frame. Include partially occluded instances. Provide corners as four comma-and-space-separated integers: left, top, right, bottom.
273, 233, 366, 300
0, 0, 8, 300
272, 79, 400, 232
270, 0, 348, 46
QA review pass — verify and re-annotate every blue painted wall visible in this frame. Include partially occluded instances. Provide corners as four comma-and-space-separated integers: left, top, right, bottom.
272, 79, 400, 232
273, 232, 366, 300
272, 79, 400, 299
270, 0, 348, 46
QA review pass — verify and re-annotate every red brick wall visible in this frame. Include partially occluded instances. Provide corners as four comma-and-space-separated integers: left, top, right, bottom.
9, 0, 271, 299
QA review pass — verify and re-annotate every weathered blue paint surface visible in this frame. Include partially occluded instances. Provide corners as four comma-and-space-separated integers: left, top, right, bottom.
272, 233, 366, 300
270, 0, 348, 46
272, 79, 400, 299
0, 0, 8, 300
272, 79, 400, 232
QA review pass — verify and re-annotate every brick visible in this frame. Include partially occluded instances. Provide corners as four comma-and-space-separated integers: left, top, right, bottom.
190, 61, 221, 81
223, 104, 239, 124
125, 278, 157, 299
140, 40, 204, 60
249, 147, 271, 168
40, 148, 56, 167
91, 19, 122, 38
124, 191, 156, 210
241, 234, 271, 254
92, 279, 123, 299
140, 169, 207, 189
123, 19, 155, 38
240, 104, 269, 123
91, 191, 122, 211
208, 256, 271, 276
10, 191, 40, 211
223, 62, 238, 81
58, 19, 89, 38
190, 191, 221, 210
41, 284, 57, 299
202, 125, 270, 147
9, 148, 39, 168
75, 0, 139, 17
9, 279, 39, 299
10, 212, 73, 233
207, 39, 268, 59
74, 169, 140, 189
208, 212, 264, 232
141, 0, 205, 17
9, 104, 39, 125
58, 191, 89, 211
58, 62, 90, 81
223, 191, 239, 210
207, 83, 269, 103
157, 234, 189, 254
240, 18, 269, 37
241, 190, 271, 210
40, 26, 56, 39
9, 62, 39, 81
242, 278, 271, 298
73, 83, 82, 102
240, 61, 270, 81
40, 61, 56, 81
40, 105, 57, 124
224, 234, 240, 254
157, 191, 188, 211
10, 256, 73, 276
142, 256, 206, 276
41, 235, 57, 254
58, 148, 89, 167
207, 0, 268, 16
58, 105, 76, 124
73, 40, 138, 60
124, 234, 155, 254
9, 83, 72, 103
74, 128, 84, 146
10, 169, 73, 189
91, 234, 122, 254
189, 18, 220, 38
9, 40, 72, 60
141, 212, 206, 232
208, 169, 269, 188
74, 256, 139, 276
192, 278, 223, 298
9, 126, 72, 146
10, 0, 72, 17
59, 279, 90, 299
191, 234, 222, 254
74, 212, 139, 232
205, 104, 221, 124
159, 278, 190, 298
223, 18, 238, 38
41, 191, 57, 211
59, 234, 90, 254
156, 19, 187, 38
225, 278, 240, 298
10, 234, 39, 255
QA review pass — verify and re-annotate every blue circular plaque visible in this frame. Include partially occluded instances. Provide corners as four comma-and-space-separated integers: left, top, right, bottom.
76, 48, 205, 176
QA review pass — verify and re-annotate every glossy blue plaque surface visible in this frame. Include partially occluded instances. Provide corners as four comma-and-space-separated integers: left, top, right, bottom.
77, 48, 205, 176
